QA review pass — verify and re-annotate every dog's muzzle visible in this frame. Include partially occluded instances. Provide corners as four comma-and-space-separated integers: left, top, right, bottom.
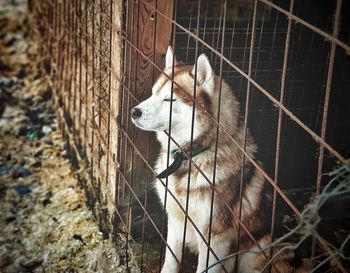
130, 107, 142, 119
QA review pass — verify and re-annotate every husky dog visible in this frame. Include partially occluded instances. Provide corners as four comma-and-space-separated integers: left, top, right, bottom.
131, 46, 309, 273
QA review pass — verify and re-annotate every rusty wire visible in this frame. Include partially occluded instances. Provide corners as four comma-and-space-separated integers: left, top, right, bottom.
33, 0, 349, 272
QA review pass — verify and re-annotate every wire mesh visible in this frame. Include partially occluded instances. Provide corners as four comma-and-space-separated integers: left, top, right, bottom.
32, 0, 350, 272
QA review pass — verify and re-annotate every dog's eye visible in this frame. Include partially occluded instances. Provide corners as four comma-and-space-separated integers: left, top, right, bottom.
164, 98, 176, 102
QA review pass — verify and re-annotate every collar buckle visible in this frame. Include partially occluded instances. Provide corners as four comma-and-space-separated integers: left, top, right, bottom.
156, 145, 209, 179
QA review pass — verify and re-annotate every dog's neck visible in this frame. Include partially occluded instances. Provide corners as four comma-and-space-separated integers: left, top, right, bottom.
157, 130, 214, 158
156, 143, 210, 179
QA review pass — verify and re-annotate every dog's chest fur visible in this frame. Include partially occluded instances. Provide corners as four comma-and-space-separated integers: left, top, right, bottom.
154, 141, 247, 237
155, 150, 214, 223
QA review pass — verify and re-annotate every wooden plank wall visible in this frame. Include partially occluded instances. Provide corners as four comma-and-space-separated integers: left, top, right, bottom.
118, 0, 174, 210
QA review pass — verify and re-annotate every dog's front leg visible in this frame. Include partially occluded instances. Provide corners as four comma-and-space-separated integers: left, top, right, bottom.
196, 235, 234, 273
161, 218, 184, 273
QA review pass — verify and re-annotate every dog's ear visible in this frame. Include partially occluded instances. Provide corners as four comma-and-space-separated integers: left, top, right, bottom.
165, 46, 176, 70
192, 54, 214, 87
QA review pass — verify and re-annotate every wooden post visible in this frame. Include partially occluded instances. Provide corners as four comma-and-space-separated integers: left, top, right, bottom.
121, 0, 174, 200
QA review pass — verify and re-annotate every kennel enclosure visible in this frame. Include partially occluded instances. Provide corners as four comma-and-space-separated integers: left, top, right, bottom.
32, 0, 350, 272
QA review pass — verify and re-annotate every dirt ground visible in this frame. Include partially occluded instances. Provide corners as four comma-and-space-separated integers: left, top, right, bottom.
0, 1, 139, 272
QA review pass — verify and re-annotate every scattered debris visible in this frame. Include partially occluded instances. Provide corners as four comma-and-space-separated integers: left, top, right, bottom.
73, 234, 86, 245
42, 125, 52, 135
26, 130, 38, 141
0, 0, 140, 272
20, 259, 43, 273
0, 164, 32, 178
13, 184, 31, 195
0, 163, 11, 175
42, 191, 52, 206
12, 165, 32, 178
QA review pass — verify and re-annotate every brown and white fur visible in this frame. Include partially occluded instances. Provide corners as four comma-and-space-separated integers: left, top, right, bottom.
131, 46, 310, 273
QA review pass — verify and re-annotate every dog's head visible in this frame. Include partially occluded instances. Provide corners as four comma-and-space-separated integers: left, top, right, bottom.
131, 46, 216, 139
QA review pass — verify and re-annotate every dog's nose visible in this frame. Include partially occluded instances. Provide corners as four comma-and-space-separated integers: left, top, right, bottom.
130, 107, 142, 119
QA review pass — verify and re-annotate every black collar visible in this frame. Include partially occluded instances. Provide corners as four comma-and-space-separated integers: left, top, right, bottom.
156, 146, 209, 179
